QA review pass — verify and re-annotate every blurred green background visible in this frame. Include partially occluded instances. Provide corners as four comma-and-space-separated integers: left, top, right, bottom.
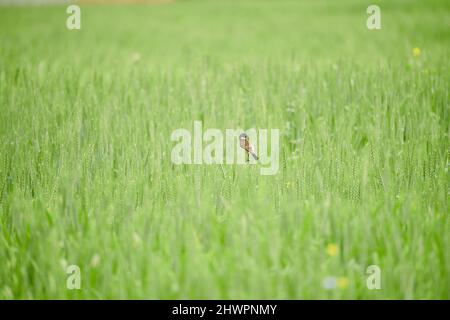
0, 0, 448, 299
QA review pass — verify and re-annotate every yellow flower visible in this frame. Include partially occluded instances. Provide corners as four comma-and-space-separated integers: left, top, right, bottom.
337, 277, 349, 289
326, 243, 339, 257
412, 47, 421, 57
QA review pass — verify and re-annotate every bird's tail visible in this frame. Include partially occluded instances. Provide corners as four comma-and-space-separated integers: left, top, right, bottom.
250, 152, 259, 160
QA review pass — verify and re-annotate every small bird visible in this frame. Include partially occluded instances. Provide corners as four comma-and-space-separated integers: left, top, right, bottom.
239, 133, 258, 161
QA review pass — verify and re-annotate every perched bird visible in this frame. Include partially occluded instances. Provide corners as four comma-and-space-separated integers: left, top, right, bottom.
239, 133, 259, 161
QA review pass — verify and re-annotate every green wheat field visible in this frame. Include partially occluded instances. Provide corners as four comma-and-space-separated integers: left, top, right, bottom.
0, 0, 449, 299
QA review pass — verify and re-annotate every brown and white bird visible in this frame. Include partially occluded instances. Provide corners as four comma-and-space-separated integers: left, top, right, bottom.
239, 133, 259, 161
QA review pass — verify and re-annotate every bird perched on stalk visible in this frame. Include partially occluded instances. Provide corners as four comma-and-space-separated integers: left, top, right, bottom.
239, 133, 259, 161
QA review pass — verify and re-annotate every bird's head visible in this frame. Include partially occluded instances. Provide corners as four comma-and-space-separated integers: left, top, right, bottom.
239, 133, 248, 141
